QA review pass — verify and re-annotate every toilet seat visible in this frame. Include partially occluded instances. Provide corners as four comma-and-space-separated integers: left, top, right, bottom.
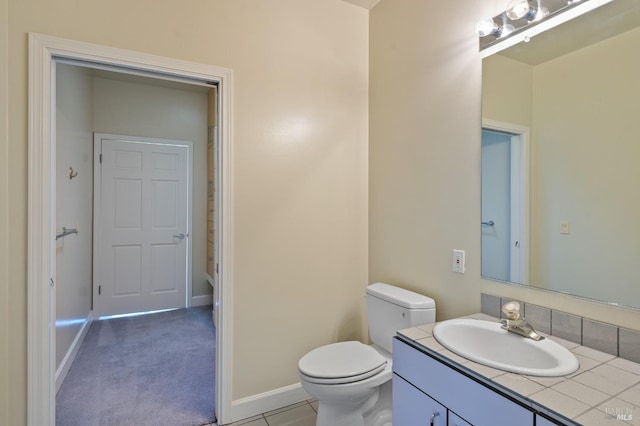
298, 341, 387, 385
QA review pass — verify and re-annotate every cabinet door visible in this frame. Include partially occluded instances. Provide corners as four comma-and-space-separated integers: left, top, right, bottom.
394, 374, 446, 426
448, 412, 471, 426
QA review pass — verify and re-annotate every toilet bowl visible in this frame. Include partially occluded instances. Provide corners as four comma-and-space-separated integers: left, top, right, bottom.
298, 283, 435, 426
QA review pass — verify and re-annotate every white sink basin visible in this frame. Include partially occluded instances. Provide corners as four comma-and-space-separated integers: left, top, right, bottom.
432, 319, 579, 377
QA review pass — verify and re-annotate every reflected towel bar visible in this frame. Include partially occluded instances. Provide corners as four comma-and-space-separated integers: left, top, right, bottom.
56, 227, 79, 240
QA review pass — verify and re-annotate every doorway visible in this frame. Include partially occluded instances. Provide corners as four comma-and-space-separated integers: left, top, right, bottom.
481, 120, 530, 285
28, 34, 234, 426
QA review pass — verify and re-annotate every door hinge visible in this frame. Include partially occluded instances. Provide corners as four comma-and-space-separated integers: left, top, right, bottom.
99, 154, 102, 163
98, 285, 101, 295
216, 264, 219, 274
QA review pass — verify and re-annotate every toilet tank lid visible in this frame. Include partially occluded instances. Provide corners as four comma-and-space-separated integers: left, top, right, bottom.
366, 283, 435, 309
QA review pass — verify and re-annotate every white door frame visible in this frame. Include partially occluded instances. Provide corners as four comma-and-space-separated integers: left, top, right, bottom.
28, 33, 234, 425
93, 133, 194, 317
482, 119, 530, 285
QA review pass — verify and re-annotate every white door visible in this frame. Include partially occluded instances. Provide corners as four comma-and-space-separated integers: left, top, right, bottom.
95, 134, 191, 317
481, 123, 529, 285
481, 129, 512, 282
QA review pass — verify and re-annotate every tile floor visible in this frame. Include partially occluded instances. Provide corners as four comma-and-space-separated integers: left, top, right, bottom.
204, 399, 318, 426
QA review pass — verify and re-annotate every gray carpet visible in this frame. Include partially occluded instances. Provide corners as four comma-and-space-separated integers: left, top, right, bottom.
56, 306, 216, 426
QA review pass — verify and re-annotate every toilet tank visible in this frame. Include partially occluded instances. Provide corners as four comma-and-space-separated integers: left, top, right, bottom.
366, 283, 436, 353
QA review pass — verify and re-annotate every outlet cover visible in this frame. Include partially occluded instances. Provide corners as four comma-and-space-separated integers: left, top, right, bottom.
453, 249, 465, 273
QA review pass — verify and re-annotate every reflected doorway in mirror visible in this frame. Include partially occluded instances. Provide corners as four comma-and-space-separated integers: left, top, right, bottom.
481, 120, 530, 285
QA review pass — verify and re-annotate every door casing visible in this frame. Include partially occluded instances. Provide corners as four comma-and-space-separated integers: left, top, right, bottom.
27, 33, 234, 425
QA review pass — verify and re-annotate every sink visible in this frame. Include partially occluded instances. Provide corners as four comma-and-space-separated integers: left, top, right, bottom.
432, 319, 579, 377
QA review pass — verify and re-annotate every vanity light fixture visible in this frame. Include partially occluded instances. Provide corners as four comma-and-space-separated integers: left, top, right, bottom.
476, 0, 615, 57
474, 16, 515, 38
506, 0, 549, 21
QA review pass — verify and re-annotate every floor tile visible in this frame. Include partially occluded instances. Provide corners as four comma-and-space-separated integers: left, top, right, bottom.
263, 401, 309, 417
234, 418, 269, 426
265, 403, 317, 426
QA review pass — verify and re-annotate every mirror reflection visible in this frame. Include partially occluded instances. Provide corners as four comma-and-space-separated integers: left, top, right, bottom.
481, 0, 640, 309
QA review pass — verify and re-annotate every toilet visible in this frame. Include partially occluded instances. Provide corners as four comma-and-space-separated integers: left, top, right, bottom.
298, 283, 436, 426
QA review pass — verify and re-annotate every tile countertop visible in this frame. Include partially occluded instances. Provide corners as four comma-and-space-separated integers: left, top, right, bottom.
397, 313, 640, 426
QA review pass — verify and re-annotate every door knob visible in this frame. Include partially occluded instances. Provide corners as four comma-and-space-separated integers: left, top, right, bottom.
173, 233, 185, 240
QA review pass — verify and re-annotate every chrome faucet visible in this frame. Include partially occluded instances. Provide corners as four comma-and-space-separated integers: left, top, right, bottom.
500, 301, 544, 341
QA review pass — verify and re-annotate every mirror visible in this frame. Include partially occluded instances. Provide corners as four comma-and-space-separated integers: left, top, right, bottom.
481, 0, 640, 309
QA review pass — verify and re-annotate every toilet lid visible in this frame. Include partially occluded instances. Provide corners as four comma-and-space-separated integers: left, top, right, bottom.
298, 341, 387, 381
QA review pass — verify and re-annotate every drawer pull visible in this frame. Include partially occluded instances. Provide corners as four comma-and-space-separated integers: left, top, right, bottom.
430, 411, 440, 426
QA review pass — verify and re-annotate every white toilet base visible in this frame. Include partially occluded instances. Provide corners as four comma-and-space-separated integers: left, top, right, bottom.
313, 380, 392, 426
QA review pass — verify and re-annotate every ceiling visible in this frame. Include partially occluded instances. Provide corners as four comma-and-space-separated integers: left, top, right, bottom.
341, 0, 381, 10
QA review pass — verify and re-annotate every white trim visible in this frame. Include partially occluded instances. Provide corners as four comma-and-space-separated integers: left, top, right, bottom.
231, 383, 311, 423
55, 311, 93, 393
92, 133, 193, 317
191, 294, 214, 307
482, 119, 530, 285
28, 33, 234, 426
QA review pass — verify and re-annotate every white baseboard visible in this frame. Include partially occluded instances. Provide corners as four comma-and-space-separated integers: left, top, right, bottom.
230, 383, 311, 423
191, 294, 213, 307
55, 311, 93, 393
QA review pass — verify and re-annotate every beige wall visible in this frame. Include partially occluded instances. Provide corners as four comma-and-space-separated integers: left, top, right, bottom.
5, 0, 368, 423
92, 73, 211, 298
55, 64, 94, 369
530, 27, 640, 302
482, 54, 533, 129
369, 0, 640, 335
0, 0, 9, 422
369, 0, 494, 320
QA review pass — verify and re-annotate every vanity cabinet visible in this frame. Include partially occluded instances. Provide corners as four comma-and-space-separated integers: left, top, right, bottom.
393, 338, 535, 426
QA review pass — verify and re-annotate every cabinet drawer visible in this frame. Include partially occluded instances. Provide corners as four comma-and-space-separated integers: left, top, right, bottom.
393, 338, 533, 426
393, 374, 446, 426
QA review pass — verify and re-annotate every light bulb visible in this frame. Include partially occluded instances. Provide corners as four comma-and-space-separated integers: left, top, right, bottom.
475, 17, 514, 38
475, 17, 498, 37
506, 0, 540, 21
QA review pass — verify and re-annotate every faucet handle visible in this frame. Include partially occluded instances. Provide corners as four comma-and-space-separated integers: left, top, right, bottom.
502, 301, 521, 320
